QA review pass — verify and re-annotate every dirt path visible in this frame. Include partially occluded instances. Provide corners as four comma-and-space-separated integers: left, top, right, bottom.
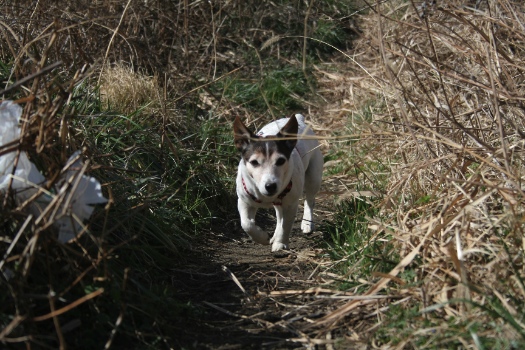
171, 205, 340, 349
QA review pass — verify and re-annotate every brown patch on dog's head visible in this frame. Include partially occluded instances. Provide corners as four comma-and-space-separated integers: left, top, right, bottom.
234, 115, 299, 158
275, 115, 298, 157
241, 142, 267, 165
233, 116, 257, 154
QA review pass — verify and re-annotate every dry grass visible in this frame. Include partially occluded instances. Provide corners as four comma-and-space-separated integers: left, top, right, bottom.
304, 0, 525, 347
1, 0, 524, 348
99, 63, 161, 114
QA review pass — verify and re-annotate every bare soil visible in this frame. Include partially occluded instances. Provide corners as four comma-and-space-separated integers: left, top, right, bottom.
171, 204, 343, 349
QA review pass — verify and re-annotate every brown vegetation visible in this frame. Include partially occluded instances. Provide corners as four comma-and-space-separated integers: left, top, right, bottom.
1, 0, 524, 348
312, 0, 525, 346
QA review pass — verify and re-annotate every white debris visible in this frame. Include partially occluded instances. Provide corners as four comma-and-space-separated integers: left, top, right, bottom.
54, 151, 108, 242
0, 101, 107, 242
0, 101, 46, 193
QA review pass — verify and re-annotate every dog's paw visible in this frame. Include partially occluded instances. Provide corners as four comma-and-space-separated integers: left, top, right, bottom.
271, 242, 289, 252
246, 226, 270, 245
301, 220, 314, 233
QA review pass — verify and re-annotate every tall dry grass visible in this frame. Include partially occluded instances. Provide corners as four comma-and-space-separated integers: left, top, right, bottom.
313, 0, 525, 346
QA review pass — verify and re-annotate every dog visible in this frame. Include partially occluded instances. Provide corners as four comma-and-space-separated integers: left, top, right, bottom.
233, 114, 323, 252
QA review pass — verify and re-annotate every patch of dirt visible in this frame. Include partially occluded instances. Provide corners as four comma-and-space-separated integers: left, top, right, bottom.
170, 205, 350, 349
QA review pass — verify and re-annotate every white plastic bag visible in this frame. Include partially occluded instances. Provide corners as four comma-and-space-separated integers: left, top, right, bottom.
0, 101, 108, 242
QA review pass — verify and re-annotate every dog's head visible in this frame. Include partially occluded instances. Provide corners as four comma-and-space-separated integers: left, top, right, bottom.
234, 116, 298, 197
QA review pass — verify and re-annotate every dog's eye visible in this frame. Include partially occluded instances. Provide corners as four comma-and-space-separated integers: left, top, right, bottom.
275, 158, 286, 166
249, 160, 260, 167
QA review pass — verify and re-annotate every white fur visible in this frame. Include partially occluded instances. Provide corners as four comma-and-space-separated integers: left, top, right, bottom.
236, 114, 323, 252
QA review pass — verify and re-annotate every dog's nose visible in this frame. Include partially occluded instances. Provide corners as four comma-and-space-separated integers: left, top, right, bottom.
265, 182, 278, 195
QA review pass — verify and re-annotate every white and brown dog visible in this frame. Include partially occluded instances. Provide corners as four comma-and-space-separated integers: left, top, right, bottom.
233, 114, 323, 252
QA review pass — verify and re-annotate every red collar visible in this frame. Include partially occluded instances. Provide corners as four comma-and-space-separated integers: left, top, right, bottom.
241, 177, 293, 206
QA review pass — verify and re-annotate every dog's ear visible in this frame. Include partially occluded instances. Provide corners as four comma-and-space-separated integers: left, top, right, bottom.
277, 115, 298, 152
233, 116, 255, 153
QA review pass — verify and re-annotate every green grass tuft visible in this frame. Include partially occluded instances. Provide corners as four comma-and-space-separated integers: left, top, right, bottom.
322, 199, 398, 284
219, 65, 312, 115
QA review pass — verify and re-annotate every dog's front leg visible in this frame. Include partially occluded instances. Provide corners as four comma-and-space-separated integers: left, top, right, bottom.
238, 198, 270, 245
301, 195, 315, 233
270, 204, 298, 252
